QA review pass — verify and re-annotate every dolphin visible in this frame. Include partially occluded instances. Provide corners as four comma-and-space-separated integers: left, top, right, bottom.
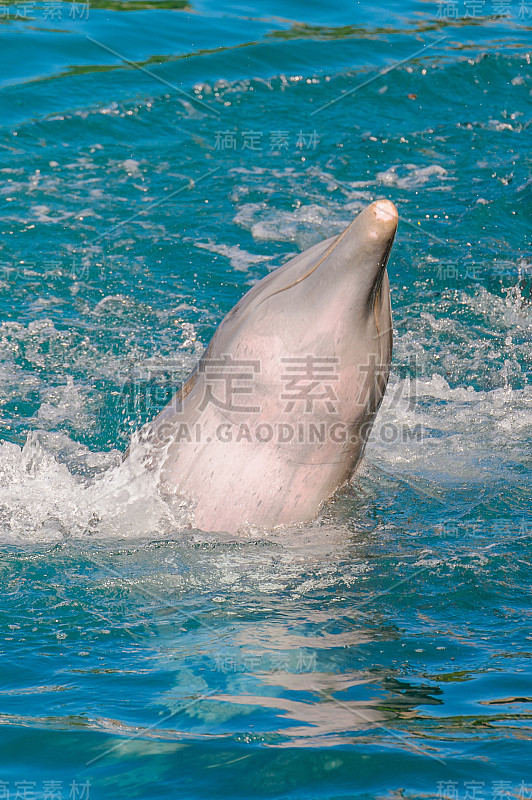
131, 199, 397, 533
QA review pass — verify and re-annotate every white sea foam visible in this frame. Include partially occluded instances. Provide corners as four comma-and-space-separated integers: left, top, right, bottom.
192, 240, 273, 272
0, 430, 191, 544
369, 375, 531, 482
375, 164, 451, 190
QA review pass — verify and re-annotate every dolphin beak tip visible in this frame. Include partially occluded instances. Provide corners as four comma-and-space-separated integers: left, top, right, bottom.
371, 199, 398, 229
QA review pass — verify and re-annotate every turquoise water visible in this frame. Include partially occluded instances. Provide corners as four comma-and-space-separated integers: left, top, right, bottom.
1, 0, 531, 797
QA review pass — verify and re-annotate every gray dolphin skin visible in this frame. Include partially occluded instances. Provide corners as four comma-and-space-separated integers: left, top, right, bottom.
132, 199, 398, 532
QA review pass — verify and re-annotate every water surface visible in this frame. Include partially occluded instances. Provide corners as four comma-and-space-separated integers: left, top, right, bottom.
0, 1, 531, 798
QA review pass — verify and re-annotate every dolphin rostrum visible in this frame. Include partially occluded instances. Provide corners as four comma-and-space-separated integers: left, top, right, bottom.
130, 199, 398, 532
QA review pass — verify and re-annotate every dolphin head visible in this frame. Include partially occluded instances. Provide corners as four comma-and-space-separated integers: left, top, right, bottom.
212, 199, 397, 370
260, 198, 397, 310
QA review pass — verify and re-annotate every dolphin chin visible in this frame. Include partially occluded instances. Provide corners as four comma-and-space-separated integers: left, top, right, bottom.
131, 199, 398, 533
